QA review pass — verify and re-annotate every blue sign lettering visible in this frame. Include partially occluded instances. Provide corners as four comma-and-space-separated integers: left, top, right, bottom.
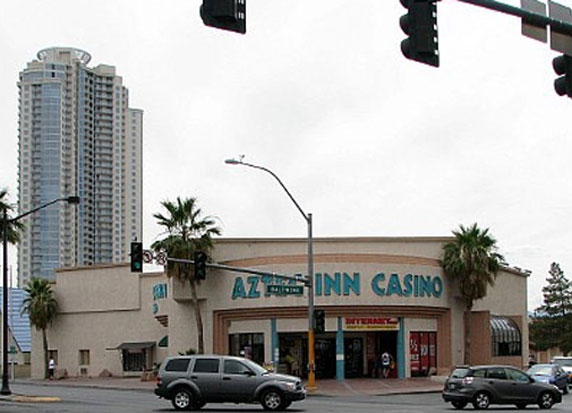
230, 272, 443, 299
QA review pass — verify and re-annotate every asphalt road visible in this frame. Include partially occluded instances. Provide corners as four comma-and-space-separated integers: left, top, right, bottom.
1, 383, 572, 413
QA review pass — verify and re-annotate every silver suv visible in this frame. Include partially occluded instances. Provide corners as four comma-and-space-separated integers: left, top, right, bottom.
154, 355, 306, 411
551, 356, 572, 384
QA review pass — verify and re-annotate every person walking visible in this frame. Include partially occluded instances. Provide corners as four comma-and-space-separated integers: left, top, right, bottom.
48, 358, 56, 379
381, 351, 393, 378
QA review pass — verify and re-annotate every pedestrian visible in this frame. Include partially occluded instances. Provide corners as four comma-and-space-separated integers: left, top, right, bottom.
48, 358, 56, 380
381, 351, 393, 378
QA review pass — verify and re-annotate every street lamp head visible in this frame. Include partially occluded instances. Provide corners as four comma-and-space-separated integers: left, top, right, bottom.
65, 196, 80, 204
225, 154, 246, 165
224, 158, 242, 165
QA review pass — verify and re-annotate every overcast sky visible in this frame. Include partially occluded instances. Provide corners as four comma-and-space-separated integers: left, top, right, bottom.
1, 0, 572, 310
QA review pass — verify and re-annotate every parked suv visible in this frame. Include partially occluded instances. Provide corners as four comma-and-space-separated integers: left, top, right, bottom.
551, 356, 572, 384
442, 365, 562, 410
155, 355, 306, 411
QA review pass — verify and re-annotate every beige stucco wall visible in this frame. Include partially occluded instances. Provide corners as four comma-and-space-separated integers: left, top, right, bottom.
31, 237, 529, 379
31, 264, 168, 378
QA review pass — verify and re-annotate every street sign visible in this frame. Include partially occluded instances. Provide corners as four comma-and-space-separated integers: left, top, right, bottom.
266, 285, 304, 295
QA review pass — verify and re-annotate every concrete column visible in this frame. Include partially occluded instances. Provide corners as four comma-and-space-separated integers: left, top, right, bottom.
271, 318, 278, 370
336, 317, 345, 380
397, 318, 405, 379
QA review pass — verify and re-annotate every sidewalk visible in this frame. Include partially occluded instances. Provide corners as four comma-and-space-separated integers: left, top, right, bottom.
0, 375, 445, 401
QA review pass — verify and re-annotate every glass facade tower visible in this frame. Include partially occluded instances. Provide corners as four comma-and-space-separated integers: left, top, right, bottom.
17, 47, 143, 285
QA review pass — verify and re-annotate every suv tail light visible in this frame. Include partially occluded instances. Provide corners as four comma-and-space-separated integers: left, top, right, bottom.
462, 377, 474, 385
155, 376, 162, 387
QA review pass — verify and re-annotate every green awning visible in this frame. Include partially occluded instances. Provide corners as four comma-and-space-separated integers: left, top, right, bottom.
158, 336, 169, 348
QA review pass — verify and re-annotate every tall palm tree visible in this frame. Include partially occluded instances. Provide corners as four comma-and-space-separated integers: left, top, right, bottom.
152, 197, 221, 354
441, 223, 504, 365
21, 277, 59, 379
0, 188, 24, 244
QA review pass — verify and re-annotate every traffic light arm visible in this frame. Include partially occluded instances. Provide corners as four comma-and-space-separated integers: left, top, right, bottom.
457, 0, 572, 36
167, 257, 310, 286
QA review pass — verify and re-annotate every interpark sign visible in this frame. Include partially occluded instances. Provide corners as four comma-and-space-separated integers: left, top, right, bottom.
231, 271, 443, 300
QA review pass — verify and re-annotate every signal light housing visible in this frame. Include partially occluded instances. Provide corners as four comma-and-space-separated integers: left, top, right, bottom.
200, 0, 246, 34
194, 251, 208, 280
400, 0, 439, 67
553, 54, 572, 97
130, 242, 143, 273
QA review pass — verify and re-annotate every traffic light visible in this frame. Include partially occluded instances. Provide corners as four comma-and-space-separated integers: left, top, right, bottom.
200, 0, 246, 34
130, 242, 143, 273
400, 0, 439, 67
194, 251, 208, 280
314, 309, 325, 333
553, 54, 572, 98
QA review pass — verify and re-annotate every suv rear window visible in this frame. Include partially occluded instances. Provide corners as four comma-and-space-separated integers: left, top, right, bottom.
553, 358, 572, 367
193, 358, 220, 373
450, 368, 470, 378
165, 359, 190, 372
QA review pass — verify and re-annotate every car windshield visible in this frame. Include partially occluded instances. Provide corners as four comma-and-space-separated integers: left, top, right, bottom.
528, 365, 553, 376
450, 368, 471, 378
241, 358, 269, 375
553, 358, 572, 367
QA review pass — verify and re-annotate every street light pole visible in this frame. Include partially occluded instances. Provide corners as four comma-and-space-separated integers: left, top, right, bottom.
225, 158, 316, 390
1, 195, 79, 395
1, 208, 8, 395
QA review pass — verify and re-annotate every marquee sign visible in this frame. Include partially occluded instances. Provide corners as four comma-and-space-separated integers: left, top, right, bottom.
343, 317, 400, 331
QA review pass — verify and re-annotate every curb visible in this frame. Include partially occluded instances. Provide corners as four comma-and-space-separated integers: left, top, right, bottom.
17, 380, 154, 394
0, 394, 61, 403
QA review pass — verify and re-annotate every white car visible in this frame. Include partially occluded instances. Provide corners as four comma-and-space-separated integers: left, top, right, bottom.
551, 356, 572, 384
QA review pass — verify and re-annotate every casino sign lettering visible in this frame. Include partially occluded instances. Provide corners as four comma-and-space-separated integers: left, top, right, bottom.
232, 271, 443, 300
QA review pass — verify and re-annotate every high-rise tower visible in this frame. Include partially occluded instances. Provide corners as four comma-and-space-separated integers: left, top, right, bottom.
17, 47, 143, 285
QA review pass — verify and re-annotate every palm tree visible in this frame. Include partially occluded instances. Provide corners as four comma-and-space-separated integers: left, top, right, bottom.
151, 197, 221, 354
21, 277, 58, 379
0, 188, 24, 244
441, 223, 504, 365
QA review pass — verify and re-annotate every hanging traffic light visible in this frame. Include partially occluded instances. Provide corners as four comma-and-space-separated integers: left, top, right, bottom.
400, 0, 439, 67
553, 54, 572, 98
200, 0, 246, 34
194, 251, 208, 280
130, 242, 143, 273
314, 309, 325, 333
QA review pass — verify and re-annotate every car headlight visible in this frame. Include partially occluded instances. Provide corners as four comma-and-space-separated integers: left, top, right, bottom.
282, 382, 297, 391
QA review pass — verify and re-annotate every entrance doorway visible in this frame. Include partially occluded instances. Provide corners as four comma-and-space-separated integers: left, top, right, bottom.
344, 337, 364, 378
367, 331, 398, 378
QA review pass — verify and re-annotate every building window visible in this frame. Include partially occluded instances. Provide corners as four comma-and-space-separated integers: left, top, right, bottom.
491, 316, 521, 357
79, 349, 90, 365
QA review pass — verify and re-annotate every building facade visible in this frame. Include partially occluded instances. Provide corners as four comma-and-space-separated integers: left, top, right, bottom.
17, 47, 143, 285
31, 237, 529, 379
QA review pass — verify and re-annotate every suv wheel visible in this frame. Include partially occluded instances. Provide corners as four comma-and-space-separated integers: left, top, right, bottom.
538, 391, 555, 409
472, 391, 491, 410
261, 389, 285, 411
171, 387, 193, 411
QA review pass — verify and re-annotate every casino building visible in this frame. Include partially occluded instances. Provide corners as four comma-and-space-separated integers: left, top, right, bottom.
31, 237, 529, 379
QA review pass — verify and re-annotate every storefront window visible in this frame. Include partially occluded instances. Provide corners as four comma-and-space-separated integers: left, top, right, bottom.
122, 350, 145, 372
229, 333, 264, 366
